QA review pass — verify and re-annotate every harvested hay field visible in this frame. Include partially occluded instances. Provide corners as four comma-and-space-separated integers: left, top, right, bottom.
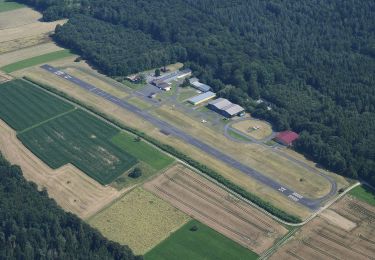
0, 42, 63, 67
0, 34, 51, 54
144, 164, 288, 254
0, 8, 39, 29
231, 119, 273, 140
0, 119, 122, 219
88, 187, 190, 255
0, 71, 12, 83
270, 196, 375, 260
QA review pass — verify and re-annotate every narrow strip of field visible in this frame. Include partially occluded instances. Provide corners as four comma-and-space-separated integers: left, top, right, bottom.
349, 185, 375, 207
144, 164, 288, 254
112, 132, 174, 171
0, 79, 73, 131
88, 188, 190, 254
145, 220, 258, 260
0, 1, 25, 13
18, 109, 138, 185
1, 50, 73, 73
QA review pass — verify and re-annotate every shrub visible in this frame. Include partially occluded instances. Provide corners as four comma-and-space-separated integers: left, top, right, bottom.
129, 167, 142, 179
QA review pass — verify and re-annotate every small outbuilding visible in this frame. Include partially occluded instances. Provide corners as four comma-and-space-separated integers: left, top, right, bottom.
274, 131, 299, 146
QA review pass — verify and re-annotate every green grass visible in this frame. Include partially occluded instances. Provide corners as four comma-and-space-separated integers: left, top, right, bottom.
18, 109, 138, 185
227, 129, 252, 142
177, 87, 198, 102
0, 1, 25, 12
0, 80, 73, 131
1, 50, 73, 73
112, 132, 174, 171
349, 185, 375, 207
145, 220, 258, 260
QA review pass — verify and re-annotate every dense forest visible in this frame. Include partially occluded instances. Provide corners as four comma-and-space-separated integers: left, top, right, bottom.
16, 0, 375, 185
0, 153, 141, 259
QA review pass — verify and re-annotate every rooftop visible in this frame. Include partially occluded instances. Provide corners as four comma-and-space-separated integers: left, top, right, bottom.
209, 98, 232, 109
275, 131, 299, 145
188, 91, 216, 104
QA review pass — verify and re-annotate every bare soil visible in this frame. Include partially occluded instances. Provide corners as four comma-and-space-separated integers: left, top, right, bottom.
0, 120, 123, 219
271, 196, 375, 260
144, 164, 288, 254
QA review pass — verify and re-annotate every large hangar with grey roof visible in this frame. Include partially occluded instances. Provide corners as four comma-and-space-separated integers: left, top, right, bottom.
208, 98, 245, 118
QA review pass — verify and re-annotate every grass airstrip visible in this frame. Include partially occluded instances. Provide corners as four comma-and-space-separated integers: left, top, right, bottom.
1, 50, 73, 73
0, 79, 174, 185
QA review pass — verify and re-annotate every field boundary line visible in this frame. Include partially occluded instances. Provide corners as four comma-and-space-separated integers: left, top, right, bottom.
17, 107, 77, 134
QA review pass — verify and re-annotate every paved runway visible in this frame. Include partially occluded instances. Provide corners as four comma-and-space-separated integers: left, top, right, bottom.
41, 64, 337, 210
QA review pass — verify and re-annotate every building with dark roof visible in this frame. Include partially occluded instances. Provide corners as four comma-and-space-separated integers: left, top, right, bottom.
274, 131, 299, 146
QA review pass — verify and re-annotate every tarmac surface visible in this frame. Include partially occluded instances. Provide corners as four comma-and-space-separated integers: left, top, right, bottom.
41, 64, 337, 210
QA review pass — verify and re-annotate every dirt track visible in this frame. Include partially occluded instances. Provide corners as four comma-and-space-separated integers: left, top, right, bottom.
144, 164, 287, 254
0, 120, 122, 219
271, 196, 375, 260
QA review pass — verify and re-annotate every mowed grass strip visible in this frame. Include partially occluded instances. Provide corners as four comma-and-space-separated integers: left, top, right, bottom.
145, 220, 258, 260
89, 188, 190, 254
112, 132, 174, 171
349, 185, 375, 207
1, 50, 73, 73
0, 1, 25, 12
0, 80, 73, 131
18, 109, 137, 185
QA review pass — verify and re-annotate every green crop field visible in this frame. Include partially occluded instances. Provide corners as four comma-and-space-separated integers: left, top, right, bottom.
145, 220, 258, 260
112, 132, 174, 171
349, 185, 375, 207
1, 50, 73, 73
18, 109, 137, 185
0, 80, 73, 131
0, 1, 25, 12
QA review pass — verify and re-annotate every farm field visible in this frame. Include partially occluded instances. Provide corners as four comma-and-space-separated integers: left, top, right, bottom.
18, 109, 137, 185
144, 164, 288, 254
88, 187, 190, 254
145, 220, 258, 260
1, 50, 73, 73
0, 0, 24, 13
112, 132, 174, 171
0, 79, 73, 131
0, 7, 66, 54
18, 66, 314, 219
270, 196, 375, 260
349, 185, 375, 207
231, 119, 273, 140
0, 119, 123, 219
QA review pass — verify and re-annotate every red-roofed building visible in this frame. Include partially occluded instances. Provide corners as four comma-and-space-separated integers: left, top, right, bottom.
275, 131, 299, 146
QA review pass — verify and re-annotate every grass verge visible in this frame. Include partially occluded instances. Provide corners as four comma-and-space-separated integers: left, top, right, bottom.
145, 220, 258, 260
1, 50, 73, 73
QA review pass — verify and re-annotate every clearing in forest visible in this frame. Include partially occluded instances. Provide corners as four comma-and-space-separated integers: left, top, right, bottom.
88, 187, 190, 254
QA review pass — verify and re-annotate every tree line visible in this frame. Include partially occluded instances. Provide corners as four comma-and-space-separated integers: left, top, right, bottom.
0, 153, 141, 259
16, 0, 375, 185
